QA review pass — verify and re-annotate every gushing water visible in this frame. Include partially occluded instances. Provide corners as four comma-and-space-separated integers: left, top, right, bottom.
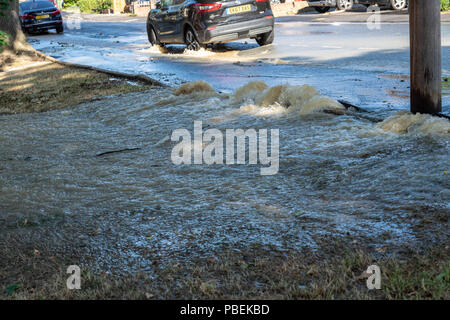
375, 111, 450, 136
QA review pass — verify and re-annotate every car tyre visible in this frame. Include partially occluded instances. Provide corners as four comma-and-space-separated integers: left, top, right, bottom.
255, 29, 274, 47
147, 24, 167, 53
314, 6, 330, 13
147, 24, 160, 46
56, 25, 64, 34
390, 0, 407, 10
185, 28, 202, 51
336, 0, 353, 11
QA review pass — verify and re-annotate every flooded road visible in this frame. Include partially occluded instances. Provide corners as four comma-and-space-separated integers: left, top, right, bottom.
28, 11, 450, 111
1, 12, 449, 274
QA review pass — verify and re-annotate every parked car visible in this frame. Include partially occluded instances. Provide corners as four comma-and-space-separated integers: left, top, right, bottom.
358, 0, 407, 10
307, 0, 407, 13
19, 1, 64, 34
146, 0, 275, 51
307, 0, 355, 13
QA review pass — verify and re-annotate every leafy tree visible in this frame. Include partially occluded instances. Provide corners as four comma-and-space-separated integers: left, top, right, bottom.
442, 0, 450, 11
0, 0, 29, 52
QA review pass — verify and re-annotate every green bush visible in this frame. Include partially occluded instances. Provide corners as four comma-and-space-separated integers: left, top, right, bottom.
64, 0, 112, 12
77, 0, 97, 12
442, 0, 450, 12
97, 0, 112, 10
0, 31, 9, 53
63, 0, 79, 8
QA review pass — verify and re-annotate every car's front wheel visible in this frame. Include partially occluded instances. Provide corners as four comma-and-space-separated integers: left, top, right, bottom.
185, 28, 202, 51
255, 30, 274, 47
314, 6, 330, 13
336, 0, 353, 11
390, 0, 407, 10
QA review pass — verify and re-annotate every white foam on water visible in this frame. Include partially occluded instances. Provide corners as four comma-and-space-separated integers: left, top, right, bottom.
233, 81, 344, 116
182, 47, 216, 57
375, 111, 450, 136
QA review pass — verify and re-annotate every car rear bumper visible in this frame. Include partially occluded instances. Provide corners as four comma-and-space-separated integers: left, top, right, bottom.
198, 16, 275, 44
23, 21, 62, 32
307, 0, 336, 7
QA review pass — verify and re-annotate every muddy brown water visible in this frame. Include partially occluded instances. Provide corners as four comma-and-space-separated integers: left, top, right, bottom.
0, 81, 449, 274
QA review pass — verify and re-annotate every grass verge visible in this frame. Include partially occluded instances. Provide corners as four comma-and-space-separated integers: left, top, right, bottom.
0, 239, 448, 300
0, 52, 153, 114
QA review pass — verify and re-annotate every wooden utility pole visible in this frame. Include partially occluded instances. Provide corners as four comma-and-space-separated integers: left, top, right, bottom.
409, 0, 442, 114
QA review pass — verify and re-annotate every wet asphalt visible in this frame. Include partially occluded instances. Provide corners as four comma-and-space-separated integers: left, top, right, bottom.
28, 8, 450, 113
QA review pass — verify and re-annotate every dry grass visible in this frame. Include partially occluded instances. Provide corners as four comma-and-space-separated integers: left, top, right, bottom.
0, 53, 152, 114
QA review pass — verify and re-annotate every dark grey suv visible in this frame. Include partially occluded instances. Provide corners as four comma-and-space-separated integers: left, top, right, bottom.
146, 0, 275, 51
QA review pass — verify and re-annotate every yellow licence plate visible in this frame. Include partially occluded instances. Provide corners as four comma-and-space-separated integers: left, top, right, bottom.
227, 5, 251, 15
36, 15, 49, 19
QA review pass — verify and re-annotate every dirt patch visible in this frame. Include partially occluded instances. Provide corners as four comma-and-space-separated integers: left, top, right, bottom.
0, 53, 153, 114
379, 74, 410, 81
443, 77, 450, 96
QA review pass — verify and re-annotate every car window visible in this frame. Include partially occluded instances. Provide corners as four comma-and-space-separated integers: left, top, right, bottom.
160, 0, 173, 8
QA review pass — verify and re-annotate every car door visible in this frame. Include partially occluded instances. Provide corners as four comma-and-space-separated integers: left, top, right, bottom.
165, 0, 186, 43
154, 0, 174, 41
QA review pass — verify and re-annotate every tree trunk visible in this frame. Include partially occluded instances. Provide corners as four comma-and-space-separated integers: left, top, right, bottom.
0, 0, 30, 51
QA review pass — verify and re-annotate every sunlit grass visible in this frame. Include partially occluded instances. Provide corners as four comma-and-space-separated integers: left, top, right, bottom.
0, 57, 152, 114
